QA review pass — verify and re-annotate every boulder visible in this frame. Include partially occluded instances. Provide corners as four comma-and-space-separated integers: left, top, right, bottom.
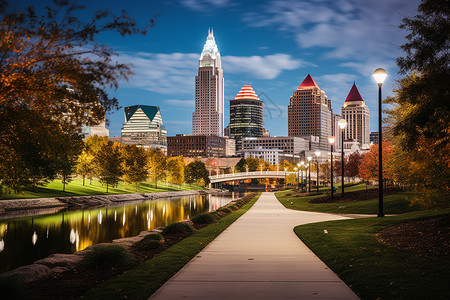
34, 253, 82, 269
0, 264, 53, 283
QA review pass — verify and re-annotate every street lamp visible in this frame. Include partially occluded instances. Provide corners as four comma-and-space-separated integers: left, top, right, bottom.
372, 68, 387, 217
296, 163, 301, 191
260, 164, 263, 174
307, 156, 312, 192
338, 119, 348, 196
328, 136, 335, 198
300, 161, 305, 191
284, 168, 287, 189
315, 151, 320, 192
294, 167, 298, 190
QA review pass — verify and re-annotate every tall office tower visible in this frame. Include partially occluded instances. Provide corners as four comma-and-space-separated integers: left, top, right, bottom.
332, 113, 342, 150
341, 83, 370, 146
121, 105, 167, 149
288, 74, 332, 150
192, 29, 224, 136
229, 85, 263, 151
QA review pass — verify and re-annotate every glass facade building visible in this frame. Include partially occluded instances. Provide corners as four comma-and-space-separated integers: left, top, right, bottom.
229, 85, 263, 151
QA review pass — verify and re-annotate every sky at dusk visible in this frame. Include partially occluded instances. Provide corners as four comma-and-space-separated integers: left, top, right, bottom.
18, 0, 421, 137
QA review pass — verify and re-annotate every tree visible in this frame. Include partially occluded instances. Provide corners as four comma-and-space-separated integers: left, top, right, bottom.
235, 158, 247, 172
76, 151, 94, 186
121, 145, 149, 192
83, 135, 109, 184
385, 0, 450, 206
245, 157, 260, 172
147, 148, 167, 189
185, 161, 210, 186
319, 161, 331, 185
167, 156, 185, 186
345, 152, 363, 181
93, 141, 123, 192
54, 131, 83, 192
359, 142, 393, 184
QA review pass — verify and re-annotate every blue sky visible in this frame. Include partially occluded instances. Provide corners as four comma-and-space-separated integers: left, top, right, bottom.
19, 0, 420, 137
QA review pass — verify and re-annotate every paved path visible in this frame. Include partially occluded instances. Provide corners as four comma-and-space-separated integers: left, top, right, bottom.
150, 192, 359, 299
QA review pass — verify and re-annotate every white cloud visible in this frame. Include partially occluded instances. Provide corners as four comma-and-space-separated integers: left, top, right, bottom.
223, 54, 307, 79
116, 52, 306, 94
244, 0, 420, 61
181, 0, 232, 11
165, 99, 195, 107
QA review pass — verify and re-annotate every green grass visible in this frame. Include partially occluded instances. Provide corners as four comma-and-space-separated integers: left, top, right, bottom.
1, 178, 202, 200
83, 192, 261, 300
294, 209, 450, 299
275, 184, 422, 214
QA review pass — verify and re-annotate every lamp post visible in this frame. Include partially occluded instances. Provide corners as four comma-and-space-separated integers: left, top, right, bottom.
294, 167, 298, 190
300, 161, 305, 192
328, 136, 335, 198
307, 156, 312, 192
260, 164, 263, 174
338, 119, 348, 196
373, 68, 388, 217
284, 168, 287, 189
315, 151, 320, 192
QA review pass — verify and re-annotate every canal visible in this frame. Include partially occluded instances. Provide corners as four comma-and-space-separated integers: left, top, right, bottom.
0, 193, 236, 273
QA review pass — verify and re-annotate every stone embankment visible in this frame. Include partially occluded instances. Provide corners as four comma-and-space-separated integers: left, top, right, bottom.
0, 189, 222, 213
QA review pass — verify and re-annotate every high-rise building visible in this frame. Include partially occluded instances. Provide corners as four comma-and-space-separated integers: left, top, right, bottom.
167, 134, 229, 157
82, 119, 109, 139
288, 74, 332, 150
192, 29, 224, 137
229, 85, 263, 151
332, 113, 342, 150
341, 83, 370, 146
121, 105, 167, 149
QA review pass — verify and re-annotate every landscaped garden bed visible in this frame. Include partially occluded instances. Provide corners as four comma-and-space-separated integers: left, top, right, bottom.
5, 192, 260, 300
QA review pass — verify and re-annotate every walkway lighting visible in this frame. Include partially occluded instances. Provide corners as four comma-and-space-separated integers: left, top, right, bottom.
328, 136, 335, 198
338, 119, 347, 196
372, 68, 387, 217
315, 151, 320, 192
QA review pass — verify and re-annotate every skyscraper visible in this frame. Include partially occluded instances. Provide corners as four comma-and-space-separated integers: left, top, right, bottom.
341, 83, 370, 146
288, 74, 332, 150
121, 105, 167, 149
192, 29, 224, 137
229, 85, 263, 151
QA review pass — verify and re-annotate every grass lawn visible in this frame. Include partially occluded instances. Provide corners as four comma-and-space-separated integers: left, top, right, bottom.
83, 192, 261, 300
1, 179, 202, 200
294, 209, 450, 299
275, 184, 422, 214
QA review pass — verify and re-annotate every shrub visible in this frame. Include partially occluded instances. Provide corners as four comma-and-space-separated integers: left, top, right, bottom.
81, 244, 132, 270
162, 222, 196, 235
134, 239, 162, 251
191, 213, 216, 224
143, 233, 164, 241
217, 207, 232, 213
227, 204, 238, 211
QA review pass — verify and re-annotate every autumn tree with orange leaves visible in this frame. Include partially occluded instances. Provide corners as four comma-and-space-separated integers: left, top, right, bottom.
359, 142, 393, 184
0, 0, 154, 193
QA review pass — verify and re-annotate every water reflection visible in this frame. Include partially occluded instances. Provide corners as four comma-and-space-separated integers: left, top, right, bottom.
0, 193, 233, 273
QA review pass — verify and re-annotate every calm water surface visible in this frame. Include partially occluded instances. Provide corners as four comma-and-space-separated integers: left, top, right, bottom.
0, 193, 237, 273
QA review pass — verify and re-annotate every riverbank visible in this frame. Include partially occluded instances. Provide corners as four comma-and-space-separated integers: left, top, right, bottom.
0, 189, 223, 215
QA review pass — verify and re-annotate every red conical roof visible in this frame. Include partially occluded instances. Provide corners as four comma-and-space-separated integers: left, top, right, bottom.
234, 85, 259, 100
345, 82, 364, 102
298, 74, 319, 89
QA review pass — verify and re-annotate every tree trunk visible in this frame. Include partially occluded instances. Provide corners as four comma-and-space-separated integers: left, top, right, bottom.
83, 175, 85, 186
106, 182, 109, 193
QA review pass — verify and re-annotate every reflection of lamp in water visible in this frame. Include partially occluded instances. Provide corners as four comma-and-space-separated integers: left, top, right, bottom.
135, 205, 138, 215
123, 210, 126, 226
32, 231, 38, 245
98, 210, 102, 225
76, 229, 79, 250
0, 239, 4, 252
163, 206, 166, 215
70, 229, 76, 244
46, 227, 49, 238
114, 209, 117, 221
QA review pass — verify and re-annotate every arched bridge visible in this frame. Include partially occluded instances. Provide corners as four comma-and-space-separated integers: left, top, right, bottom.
209, 171, 318, 184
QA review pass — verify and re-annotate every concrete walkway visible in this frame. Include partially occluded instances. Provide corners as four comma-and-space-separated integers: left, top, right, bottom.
150, 192, 359, 299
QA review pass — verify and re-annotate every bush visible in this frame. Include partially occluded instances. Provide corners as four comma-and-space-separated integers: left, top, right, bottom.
143, 233, 164, 241
81, 244, 133, 270
134, 239, 162, 251
162, 222, 196, 235
217, 207, 232, 213
191, 213, 216, 224
227, 204, 238, 211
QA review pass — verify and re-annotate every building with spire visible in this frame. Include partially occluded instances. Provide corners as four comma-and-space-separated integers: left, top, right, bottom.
121, 105, 167, 149
229, 85, 263, 151
192, 29, 224, 137
341, 83, 370, 146
288, 74, 332, 150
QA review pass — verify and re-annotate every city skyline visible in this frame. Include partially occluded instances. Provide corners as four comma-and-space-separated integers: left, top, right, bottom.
17, 0, 421, 137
